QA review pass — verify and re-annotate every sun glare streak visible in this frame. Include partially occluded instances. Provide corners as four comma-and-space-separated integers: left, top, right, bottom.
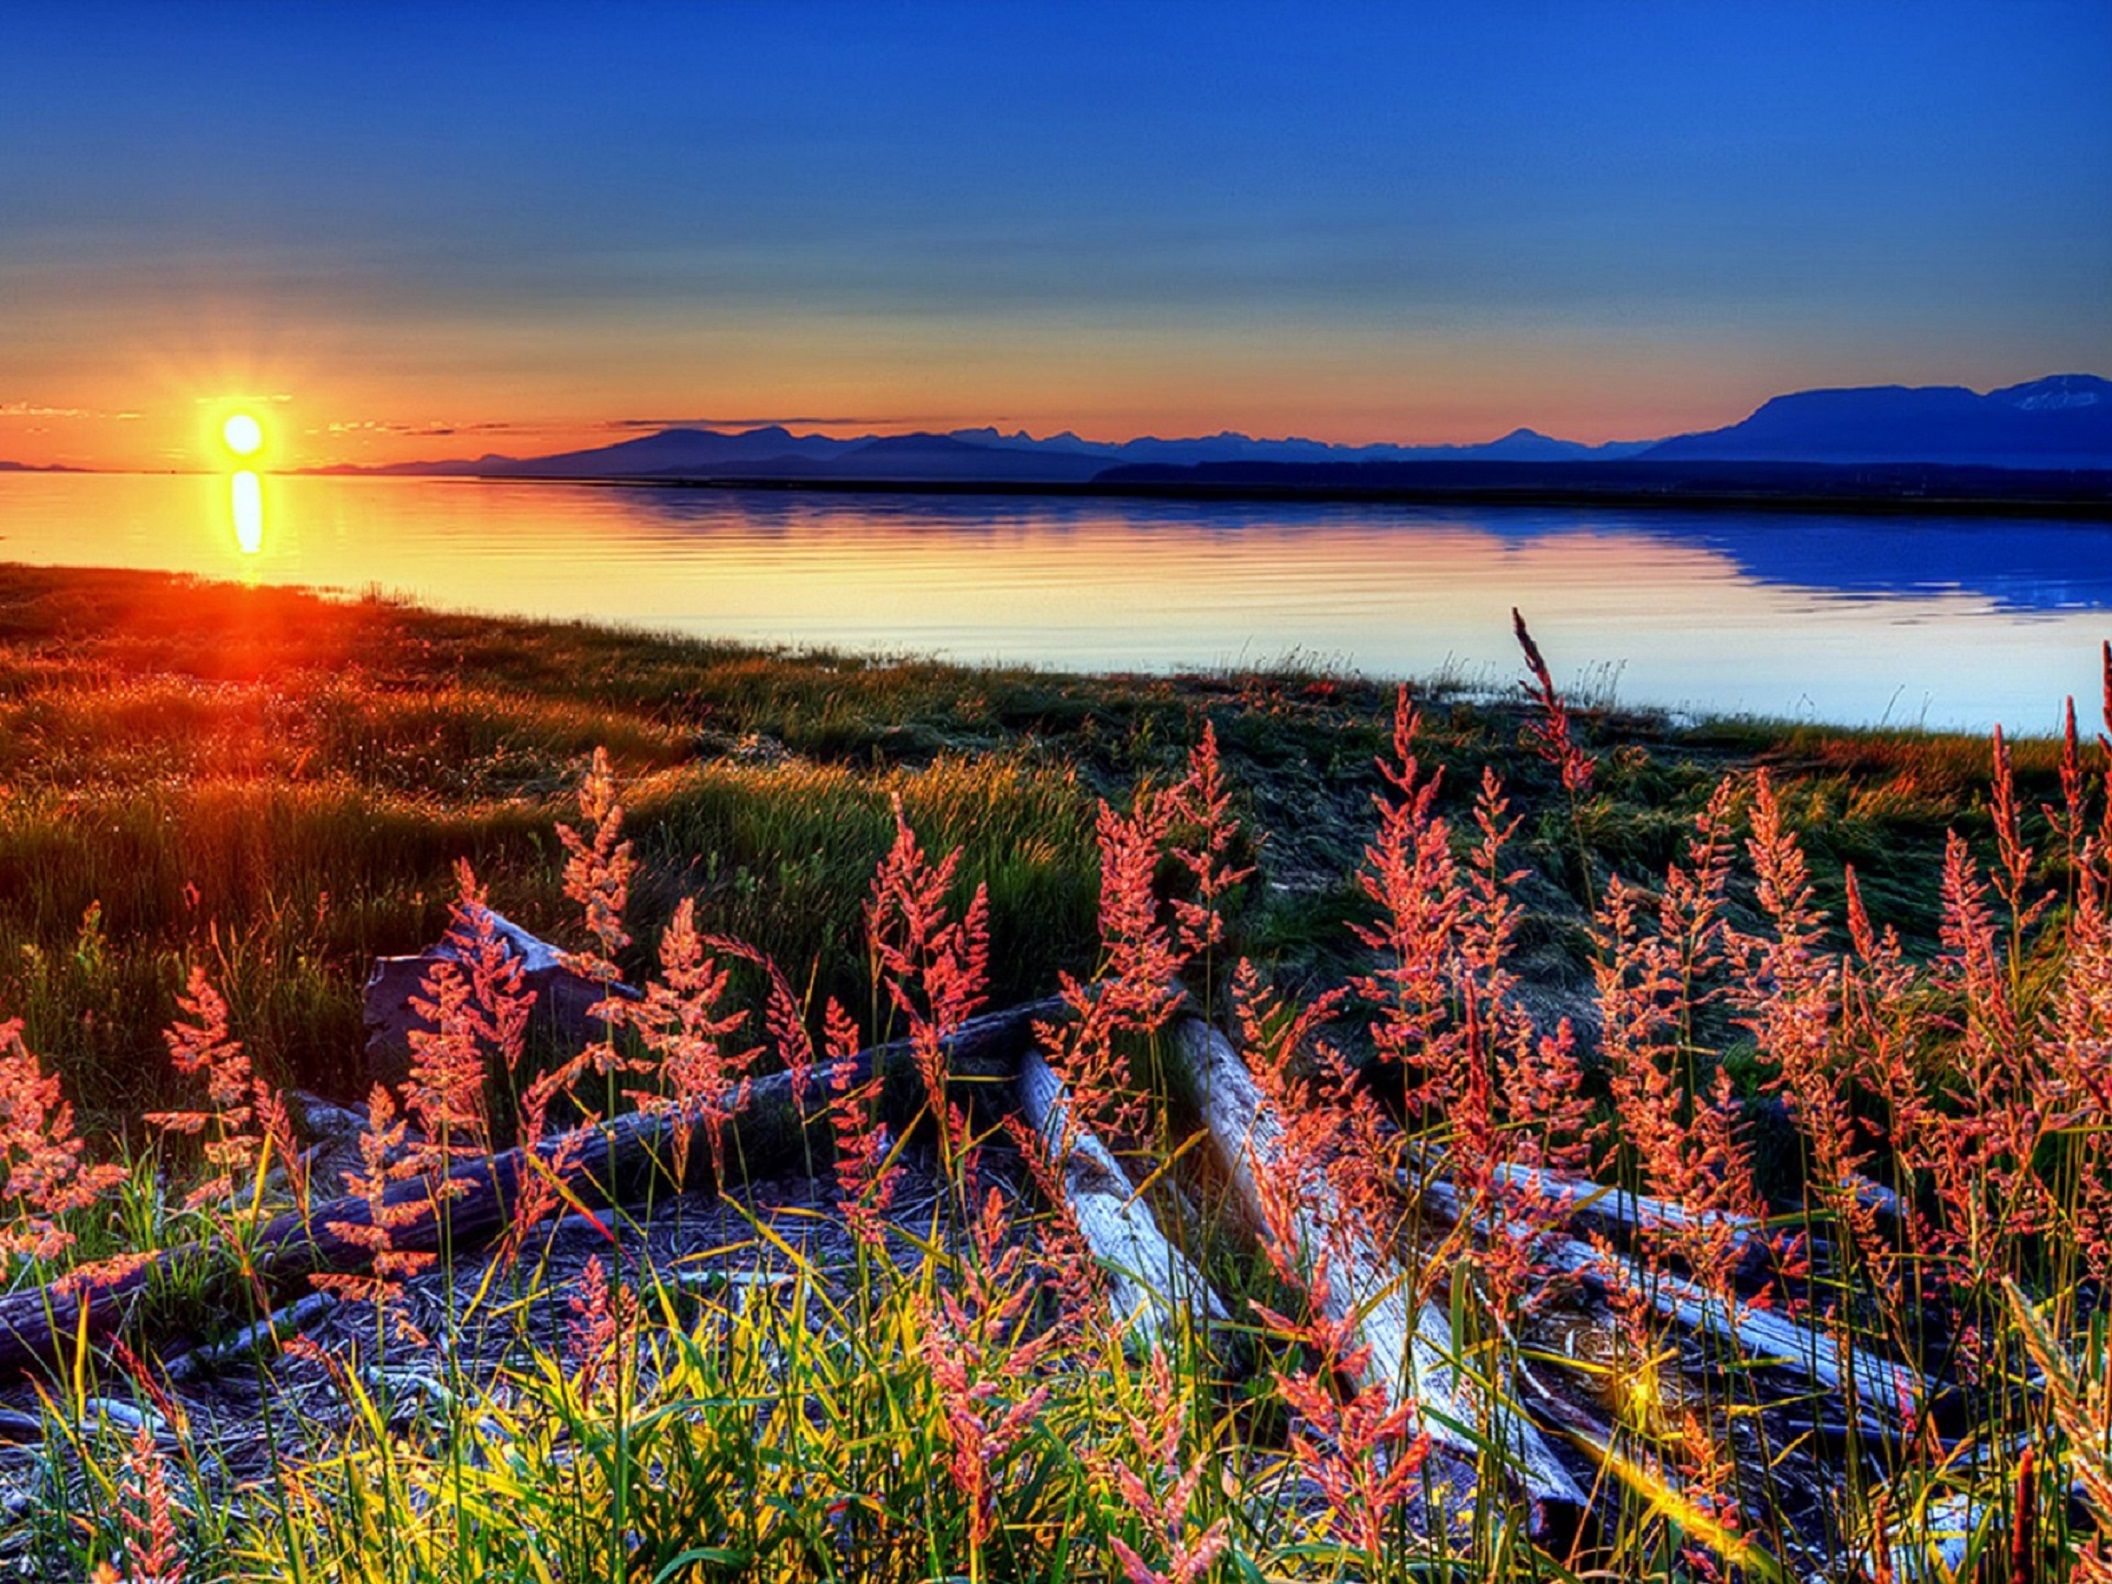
230, 469, 263, 555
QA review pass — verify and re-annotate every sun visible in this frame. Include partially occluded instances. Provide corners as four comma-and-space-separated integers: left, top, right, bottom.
222, 412, 264, 457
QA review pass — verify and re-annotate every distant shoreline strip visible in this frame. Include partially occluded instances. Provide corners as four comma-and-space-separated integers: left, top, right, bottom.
481, 470, 2112, 522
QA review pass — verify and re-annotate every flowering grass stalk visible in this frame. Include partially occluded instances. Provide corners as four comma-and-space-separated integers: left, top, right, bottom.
0, 1020, 126, 1279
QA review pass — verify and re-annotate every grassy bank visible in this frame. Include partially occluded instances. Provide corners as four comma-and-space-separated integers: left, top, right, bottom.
2, 561, 2106, 1582
0, 563, 2056, 1129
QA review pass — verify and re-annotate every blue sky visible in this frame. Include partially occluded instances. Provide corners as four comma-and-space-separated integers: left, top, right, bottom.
3, 0, 2107, 465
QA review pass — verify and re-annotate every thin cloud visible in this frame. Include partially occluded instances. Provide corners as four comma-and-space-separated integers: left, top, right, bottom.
0, 401, 143, 421
317, 418, 530, 437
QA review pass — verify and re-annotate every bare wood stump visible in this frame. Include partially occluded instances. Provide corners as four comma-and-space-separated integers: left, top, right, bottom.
361, 906, 641, 1088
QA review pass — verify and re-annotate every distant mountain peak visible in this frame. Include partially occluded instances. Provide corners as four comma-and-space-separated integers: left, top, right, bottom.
1641, 373, 2112, 468
1991, 373, 2112, 411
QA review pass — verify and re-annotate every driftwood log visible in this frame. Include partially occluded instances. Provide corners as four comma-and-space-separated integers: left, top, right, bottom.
1011, 1049, 1230, 1352
1414, 1178, 1927, 1434
1452, 1159, 1919, 1274
1165, 1017, 1590, 1528
1432, 1157, 1782, 1276
0, 997, 1060, 1381
1537, 1236, 1924, 1429
381, 912, 1234, 1349
361, 907, 642, 1087
161, 1290, 338, 1385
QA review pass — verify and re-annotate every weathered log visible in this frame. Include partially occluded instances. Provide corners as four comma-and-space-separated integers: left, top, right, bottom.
1415, 1178, 1926, 1434
161, 1290, 338, 1384
1480, 1160, 1909, 1273
361, 906, 642, 1088
1546, 1241, 1922, 1427
1011, 1049, 1230, 1352
0, 996, 1060, 1381
1429, 1157, 1781, 1275
0, 1408, 45, 1445
1165, 1017, 1589, 1526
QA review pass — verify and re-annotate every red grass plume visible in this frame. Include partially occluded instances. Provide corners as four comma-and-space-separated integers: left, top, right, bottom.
1512, 607, 1595, 794
1351, 687, 1465, 1121
312, 1083, 437, 1313
1229, 964, 1433, 1557
1247, 1221, 1431, 1560
0, 1019, 125, 1276
822, 997, 897, 1251
626, 898, 761, 1180
145, 967, 303, 1213
867, 794, 990, 1155
119, 1419, 184, 1583
1162, 720, 1253, 964
401, 863, 537, 1164
567, 1252, 635, 1400
558, 745, 636, 984
1591, 783, 1763, 1264
1087, 1345, 1230, 1584
1039, 725, 1245, 1148
919, 1185, 1057, 1551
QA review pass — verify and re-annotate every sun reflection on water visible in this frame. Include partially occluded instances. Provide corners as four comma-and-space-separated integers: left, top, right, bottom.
230, 469, 263, 556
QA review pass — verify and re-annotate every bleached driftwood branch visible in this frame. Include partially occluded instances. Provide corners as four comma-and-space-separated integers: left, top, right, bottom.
1414, 1177, 1927, 1434
1012, 1048, 1230, 1352
1443, 1158, 1905, 1273
1424, 1157, 1780, 1274
1165, 1016, 1589, 1529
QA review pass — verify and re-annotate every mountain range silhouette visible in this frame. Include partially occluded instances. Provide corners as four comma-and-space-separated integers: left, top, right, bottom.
310, 374, 2112, 488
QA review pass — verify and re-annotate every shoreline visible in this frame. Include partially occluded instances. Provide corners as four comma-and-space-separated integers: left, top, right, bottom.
541, 469, 2112, 522
0, 557, 2060, 741
0, 560, 2052, 1119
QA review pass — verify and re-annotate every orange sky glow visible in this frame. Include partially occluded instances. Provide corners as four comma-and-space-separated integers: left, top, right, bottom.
0, 314, 2071, 474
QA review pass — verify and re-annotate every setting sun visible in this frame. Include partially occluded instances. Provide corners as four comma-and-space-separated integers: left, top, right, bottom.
222, 412, 264, 457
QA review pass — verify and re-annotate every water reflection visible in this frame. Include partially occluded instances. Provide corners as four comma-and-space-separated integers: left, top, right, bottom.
612, 489, 2112, 617
1577, 514, 2112, 614
230, 470, 263, 555
0, 471, 2105, 732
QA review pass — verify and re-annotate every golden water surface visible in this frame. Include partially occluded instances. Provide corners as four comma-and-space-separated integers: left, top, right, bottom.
3, 471, 2105, 732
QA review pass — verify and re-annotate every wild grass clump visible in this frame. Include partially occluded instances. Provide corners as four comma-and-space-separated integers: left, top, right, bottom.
6, 565, 2069, 1130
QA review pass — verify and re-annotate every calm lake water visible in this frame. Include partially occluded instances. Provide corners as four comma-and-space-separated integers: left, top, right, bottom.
3, 470, 2107, 733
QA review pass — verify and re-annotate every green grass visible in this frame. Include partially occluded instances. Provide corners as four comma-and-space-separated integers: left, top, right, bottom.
0, 562, 2068, 1130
